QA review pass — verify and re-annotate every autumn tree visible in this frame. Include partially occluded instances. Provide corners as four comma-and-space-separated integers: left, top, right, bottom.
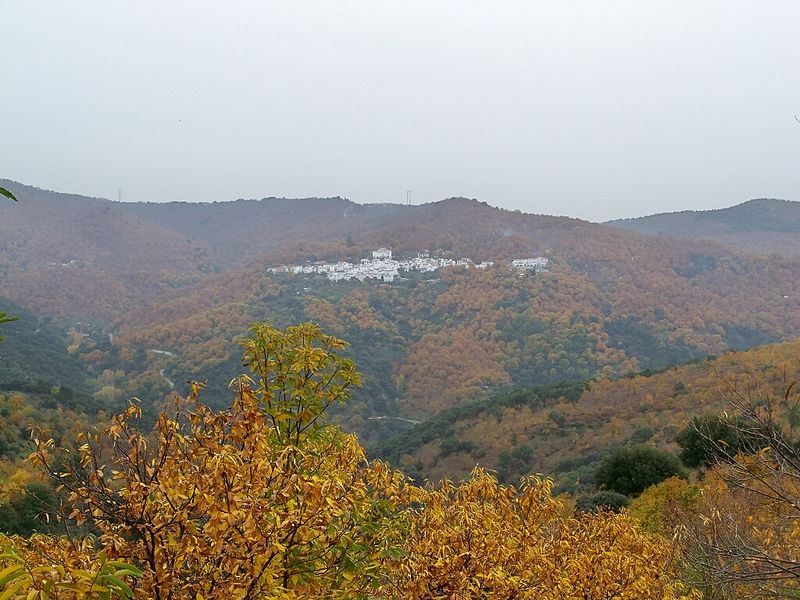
0, 535, 143, 599
676, 377, 800, 596
29, 322, 408, 599
382, 467, 697, 599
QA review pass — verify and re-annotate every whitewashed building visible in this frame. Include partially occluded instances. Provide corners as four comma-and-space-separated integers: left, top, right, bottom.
511, 257, 549, 272
372, 248, 393, 260
269, 248, 517, 284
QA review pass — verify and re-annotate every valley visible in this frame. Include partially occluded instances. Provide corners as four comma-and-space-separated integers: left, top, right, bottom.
4, 181, 800, 597
3, 181, 800, 467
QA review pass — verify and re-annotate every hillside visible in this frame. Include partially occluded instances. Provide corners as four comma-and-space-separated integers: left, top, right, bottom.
0, 180, 218, 319
5, 180, 800, 442
91, 233, 800, 443
607, 198, 800, 256
0, 298, 92, 397
374, 338, 800, 490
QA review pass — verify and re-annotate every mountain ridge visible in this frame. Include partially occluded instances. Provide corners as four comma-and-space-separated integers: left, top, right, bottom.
5, 179, 800, 443
607, 198, 800, 255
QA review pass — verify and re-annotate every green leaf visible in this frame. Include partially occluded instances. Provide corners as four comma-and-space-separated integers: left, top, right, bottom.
0, 187, 17, 202
104, 561, 143, 577
100, 575, 133, 598
0, 312, 17, 325
0, 564, 26, 587
0, 576, 29, 600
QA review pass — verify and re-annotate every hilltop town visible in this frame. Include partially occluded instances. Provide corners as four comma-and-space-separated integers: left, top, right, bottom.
267, 248, 549, 283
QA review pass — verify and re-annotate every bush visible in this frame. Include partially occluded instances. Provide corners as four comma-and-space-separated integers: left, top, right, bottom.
575, 491, 630, 513
629, 477, 700, 535
675, 414, 760, 468
595, 445, 686, 497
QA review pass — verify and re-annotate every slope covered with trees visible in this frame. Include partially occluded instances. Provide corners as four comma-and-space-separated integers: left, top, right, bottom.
373, 337, 800, 489
101, 244, 800, 437
0, 324, 698, 599
0, 181, 218, 319
608, 198, 800, 256
6, 180, 800, 442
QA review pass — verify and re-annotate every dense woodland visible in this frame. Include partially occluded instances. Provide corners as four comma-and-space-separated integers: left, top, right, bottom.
609, 198, 800, 256
3, 323, 800, 597
5, 182, 800, 596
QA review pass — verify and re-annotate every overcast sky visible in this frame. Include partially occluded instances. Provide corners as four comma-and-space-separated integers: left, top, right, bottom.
3, 2, 799, 221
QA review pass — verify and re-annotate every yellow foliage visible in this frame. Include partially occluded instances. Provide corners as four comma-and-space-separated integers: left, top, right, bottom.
27, 324, 407, 599
382, 467, 698, 599
3, 323, 697, 599
0, 534, 142, 598
630, 477, 700, 535
677, 458, 800, 597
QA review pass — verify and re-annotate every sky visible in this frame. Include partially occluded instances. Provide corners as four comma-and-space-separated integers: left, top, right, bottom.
2, 2, 800, 222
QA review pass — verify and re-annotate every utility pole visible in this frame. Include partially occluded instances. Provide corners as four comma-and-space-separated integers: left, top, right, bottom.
406, 190, 412, 206
118, 188, 122, 203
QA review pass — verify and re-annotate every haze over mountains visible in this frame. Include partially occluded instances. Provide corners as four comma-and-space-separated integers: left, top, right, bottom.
608, 198, 800, 256
3, 178, 800, 469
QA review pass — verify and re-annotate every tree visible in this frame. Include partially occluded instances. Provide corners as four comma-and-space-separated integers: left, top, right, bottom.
383, 467, 697, 599
29, 322, 407, 599
0, 482, 56, 536
628, 476, 700, 535
675, 414, 760, 468
576, 490, 630, 513
676, 377, 800, 596
595, 445, 686, 497
0, 536, 143, 599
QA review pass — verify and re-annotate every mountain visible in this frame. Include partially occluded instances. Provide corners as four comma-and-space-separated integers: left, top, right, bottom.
5, 180, 800, 445
0, 180, 218, 319
373, 337, 800, 491
607, 198, 800, 256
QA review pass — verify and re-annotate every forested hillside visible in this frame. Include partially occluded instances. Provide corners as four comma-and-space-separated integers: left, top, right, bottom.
0, 181, 217, 319
374, 337, 800, 488
2, 321, 799, 598
0, 324, 701, 598
608, 198, 800, 256
0, 298, 91, 395
4, 180, 800, 438
102, 240, 800, 435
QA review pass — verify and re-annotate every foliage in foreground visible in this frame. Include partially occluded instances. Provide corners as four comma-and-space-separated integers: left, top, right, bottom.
387, 468, 695, 599
670, 378, 800, 598
1, 323, 695, 598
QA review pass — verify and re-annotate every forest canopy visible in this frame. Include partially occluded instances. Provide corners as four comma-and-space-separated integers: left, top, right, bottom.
0, 323, 697, 599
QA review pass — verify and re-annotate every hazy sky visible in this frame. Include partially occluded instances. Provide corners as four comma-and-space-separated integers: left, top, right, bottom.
3, 2, 800, 221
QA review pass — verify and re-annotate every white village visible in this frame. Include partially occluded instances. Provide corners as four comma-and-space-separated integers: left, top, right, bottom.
267, 248, 548, 283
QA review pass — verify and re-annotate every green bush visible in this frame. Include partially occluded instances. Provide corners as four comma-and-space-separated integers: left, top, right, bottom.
575, 491, 630, 513
675, 414, 761, 468
595, 445, 686, 497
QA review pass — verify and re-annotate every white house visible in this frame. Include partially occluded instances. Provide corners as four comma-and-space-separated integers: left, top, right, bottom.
267, 248, 545, 284
372, 247, 393, 260
512, 257, 549, 271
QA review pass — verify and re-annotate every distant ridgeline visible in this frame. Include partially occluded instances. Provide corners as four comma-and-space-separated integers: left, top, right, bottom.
267, 247, 549, 283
